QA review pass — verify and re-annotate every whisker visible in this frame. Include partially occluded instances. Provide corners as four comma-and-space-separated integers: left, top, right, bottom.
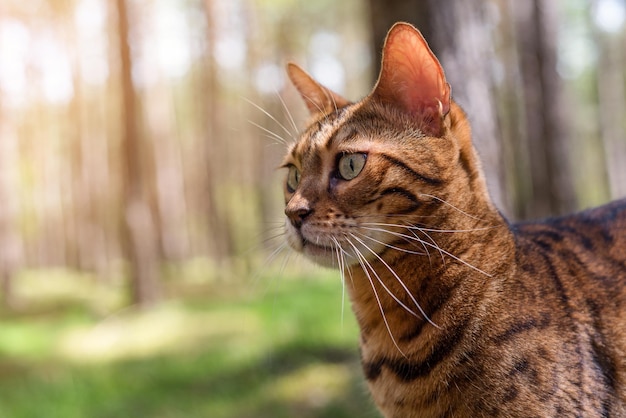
350, 233, 439, 329
248, 119, 290, 146
361, 221, 497, 234
331, 236, 348, 327
359, 223, 438, 262
419, 193, 485, 222
402, 224, 436, 266
243, 97, 295, 139
360, 226, 493, 277
251, 240, 291, 294
276, 91, 299, 136
405, 224, 447, 266
354, 230, 427, 257
345, 236, 406, 357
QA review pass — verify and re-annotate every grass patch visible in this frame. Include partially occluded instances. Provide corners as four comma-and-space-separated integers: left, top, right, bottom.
0, 268, 379, 418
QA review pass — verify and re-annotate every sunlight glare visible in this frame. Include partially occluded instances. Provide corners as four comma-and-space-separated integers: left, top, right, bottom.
594, 0, 626, 33
35, 35, 74, 104
254, 62, 285, 95
308, 30, 345, 93
0, 20, 29, 107
75, 0, 109, 85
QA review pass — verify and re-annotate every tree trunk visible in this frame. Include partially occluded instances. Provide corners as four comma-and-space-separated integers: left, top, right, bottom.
594, 24, 626, 199
115, 0, 161, 306
367, 0, 508, 214
201, 0, 235, 262
511, 0, 577, 218
0, 125, 22, 310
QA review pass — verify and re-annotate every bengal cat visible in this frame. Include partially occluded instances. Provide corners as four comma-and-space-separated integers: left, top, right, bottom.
280, 22, 626, 417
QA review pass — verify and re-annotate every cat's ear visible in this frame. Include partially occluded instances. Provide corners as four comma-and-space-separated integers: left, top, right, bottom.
371, 23, 451, 136
286, 63, 350, 116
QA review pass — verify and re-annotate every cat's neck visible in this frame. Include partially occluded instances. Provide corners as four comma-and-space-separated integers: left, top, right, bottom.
346, 199, 514, 357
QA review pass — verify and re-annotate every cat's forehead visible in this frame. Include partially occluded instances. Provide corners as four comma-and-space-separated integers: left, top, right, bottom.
288, 107, 359, 159
284, 102, 429, 171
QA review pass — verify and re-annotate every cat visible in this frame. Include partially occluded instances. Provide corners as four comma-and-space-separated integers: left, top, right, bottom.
280, 22, 626, 417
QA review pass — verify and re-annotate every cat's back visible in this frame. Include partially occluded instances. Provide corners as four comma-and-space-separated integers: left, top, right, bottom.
501, 199, 626, 416
512, 198, 626, 293
511, 198, 626, 323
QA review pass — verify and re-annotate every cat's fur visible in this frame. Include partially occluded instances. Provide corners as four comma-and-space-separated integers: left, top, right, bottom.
281, 22, 626, 417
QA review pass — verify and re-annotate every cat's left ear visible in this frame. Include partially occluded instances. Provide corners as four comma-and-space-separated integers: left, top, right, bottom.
371, 23, 451, 136
287, 63, 350, 116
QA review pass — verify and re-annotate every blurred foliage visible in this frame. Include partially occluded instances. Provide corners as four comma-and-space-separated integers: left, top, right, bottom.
0, 268, 376, 418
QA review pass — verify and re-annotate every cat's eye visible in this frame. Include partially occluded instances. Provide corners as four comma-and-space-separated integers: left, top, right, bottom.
286, 165, 300, 193
338, 153, 367, 180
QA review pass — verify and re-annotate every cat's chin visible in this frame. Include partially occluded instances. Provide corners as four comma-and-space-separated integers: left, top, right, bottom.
303, 241, 356, 269
286, 233, 361, 269
294, 237, 345, 269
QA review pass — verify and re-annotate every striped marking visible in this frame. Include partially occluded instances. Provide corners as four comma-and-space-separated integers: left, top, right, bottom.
363, 318, 469, 382
379, 153, 443, 185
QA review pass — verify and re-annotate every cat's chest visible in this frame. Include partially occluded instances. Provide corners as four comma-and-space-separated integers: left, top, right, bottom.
359, 338, 459, 418
363, 362, 461, 418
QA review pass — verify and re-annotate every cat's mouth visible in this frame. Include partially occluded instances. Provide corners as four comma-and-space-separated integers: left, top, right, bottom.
292, 230, 366, 268
285, 224, 345, 268
286, 219, 387, 268
301, 236, 337, 261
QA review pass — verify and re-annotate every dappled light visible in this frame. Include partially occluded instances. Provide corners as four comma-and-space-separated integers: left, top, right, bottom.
57, 304, 264, 363
0, 269, 366, 417
0, 0, 625, 416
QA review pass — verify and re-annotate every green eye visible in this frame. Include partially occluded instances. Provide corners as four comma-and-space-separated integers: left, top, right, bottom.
338, 153, 366, 180
286, 165, 300, 193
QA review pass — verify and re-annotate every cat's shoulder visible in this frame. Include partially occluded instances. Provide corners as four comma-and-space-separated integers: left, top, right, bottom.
511, 198, 626, 252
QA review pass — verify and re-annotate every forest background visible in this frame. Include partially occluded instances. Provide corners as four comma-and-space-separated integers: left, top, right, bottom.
0, 0, 625, 417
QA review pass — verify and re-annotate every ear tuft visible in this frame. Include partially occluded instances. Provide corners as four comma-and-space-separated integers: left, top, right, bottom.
371, 23, 451, 136
286, 63, 350, 116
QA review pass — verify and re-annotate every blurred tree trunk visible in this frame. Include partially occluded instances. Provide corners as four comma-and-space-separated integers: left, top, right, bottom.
511, 0, 577, 218
593, 22, 626, 199
367, 0, 508, 215
115, 0, 161, 306
201, 0, 235, 262
148, 76, 191, 262
0, 124, 22, 310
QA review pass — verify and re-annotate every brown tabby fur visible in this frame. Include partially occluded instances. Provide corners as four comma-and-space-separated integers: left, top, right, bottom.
281, 22, 626, 417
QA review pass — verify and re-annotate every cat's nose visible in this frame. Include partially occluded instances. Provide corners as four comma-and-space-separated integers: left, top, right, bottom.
285, 201, 313, 228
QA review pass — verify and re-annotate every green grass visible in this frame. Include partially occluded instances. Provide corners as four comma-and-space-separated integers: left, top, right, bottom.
0, 268, 380, 418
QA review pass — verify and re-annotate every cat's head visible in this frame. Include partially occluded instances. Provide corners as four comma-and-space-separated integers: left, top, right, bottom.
282, 23, 490, 268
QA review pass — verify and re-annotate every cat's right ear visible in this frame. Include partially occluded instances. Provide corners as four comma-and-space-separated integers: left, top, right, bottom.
286, 63, 350, 116
371, 23, 451, 137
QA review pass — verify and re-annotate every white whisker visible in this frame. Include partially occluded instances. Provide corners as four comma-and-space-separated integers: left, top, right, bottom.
248, 119, 290, 145
331, 236, 347, 327
276, 91, 299, 135
419, 193, 485, 222
406, 224, 447, 266
360, 226, 492, 277
244, 97, 295, 139
345, 236, 406, 357
350, 233, 439, 329
362, 221, 496, 234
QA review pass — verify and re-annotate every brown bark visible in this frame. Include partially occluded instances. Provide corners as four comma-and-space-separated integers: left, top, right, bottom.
594, 26, 626, 199
511, 0, 577, 217
201, 0, 235, 262
115, 0, 161, 306
0, 128, 22, 310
